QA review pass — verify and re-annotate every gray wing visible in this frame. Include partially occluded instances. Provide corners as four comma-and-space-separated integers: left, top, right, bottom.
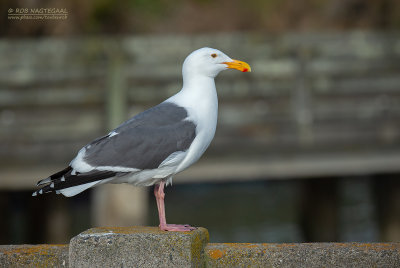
82, 102, 197, 170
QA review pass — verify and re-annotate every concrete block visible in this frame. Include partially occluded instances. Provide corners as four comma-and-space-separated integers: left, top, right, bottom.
69, 226, 209, 268
0, 244, 69, 267
206, 243, 400, 267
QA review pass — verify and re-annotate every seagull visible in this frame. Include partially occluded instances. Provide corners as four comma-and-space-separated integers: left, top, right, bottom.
33, 47, 251, 231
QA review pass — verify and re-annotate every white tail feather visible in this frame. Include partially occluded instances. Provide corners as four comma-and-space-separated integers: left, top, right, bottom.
59, 181, 100, 197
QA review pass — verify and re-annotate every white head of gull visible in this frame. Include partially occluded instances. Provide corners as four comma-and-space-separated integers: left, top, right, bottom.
33, 47, 251, 232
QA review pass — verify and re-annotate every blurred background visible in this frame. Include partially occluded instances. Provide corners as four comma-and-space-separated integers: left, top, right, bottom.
0, 0, 400, 245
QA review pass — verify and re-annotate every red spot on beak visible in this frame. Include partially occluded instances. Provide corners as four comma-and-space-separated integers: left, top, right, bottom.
242, 68, 248, 72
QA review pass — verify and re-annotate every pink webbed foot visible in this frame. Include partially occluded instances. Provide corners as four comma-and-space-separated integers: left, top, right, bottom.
155, 181, 196, 232
159, 224, 197, 232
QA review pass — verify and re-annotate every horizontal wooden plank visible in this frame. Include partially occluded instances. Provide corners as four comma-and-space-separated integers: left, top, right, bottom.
0, 87, 104, 107
0, 32, 399, 177
312, 75, 400, 95
0, 108, 104, 141
3, 151, 400, 189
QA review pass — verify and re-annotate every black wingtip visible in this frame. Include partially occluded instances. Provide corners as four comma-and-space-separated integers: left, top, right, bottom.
36, 177, 51, 187
36, 166, 72, 186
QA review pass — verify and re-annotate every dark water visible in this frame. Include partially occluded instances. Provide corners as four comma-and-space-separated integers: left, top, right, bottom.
147, 176, 397, 243
148, 180, 304, 243
1, 175, 398, 244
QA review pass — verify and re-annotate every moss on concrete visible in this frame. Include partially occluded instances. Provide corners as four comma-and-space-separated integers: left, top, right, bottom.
0, 244, 69, 267
70, 226, 209, 267
2, 228, 400, 267
205, 243, 400, 267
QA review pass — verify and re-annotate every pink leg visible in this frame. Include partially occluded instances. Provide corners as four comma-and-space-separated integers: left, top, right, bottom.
154, 180, 196, 231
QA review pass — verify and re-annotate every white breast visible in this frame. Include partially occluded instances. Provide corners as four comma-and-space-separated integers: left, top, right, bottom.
166, 76, 218, 174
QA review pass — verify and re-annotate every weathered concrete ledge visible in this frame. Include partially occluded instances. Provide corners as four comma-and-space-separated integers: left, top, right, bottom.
0, 244, 69, 267
206, 242, 400, 267
69, 226, 209, 267
1, 227, 400, 267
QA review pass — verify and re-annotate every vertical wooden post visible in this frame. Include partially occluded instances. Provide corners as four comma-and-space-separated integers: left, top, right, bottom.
374, 175, 400, 242
91, 41, 148, 227
292, 47, 313, 146
300, 178, 338, 242
338, 177, 379, 242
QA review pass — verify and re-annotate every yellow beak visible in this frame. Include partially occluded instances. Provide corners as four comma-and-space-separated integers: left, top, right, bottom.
223, 59, 251, 72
